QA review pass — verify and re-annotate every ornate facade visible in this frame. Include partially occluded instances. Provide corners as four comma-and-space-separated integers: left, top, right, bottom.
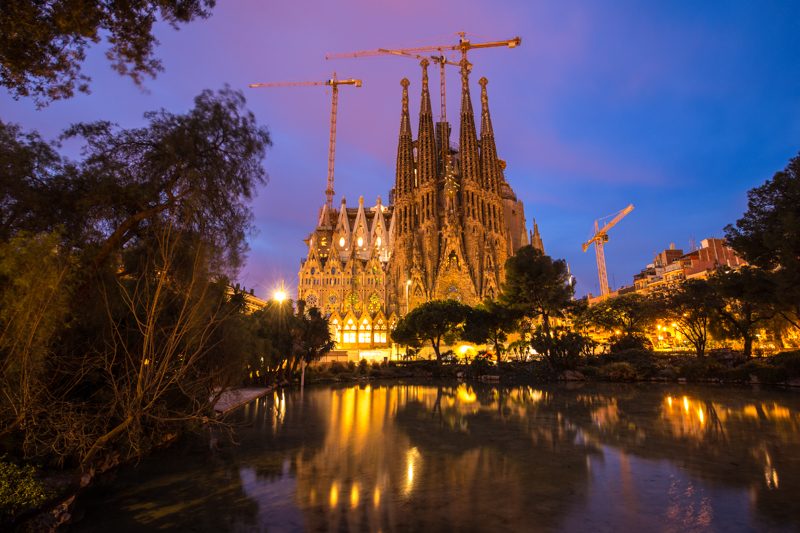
389, 59, 538, 313
298, 59, 543, 350
297, 195, 398, 350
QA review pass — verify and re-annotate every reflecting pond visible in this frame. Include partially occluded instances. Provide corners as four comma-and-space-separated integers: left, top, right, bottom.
73, 383, 800, 532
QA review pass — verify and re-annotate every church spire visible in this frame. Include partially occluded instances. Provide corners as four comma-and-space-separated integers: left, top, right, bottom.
458, 59, 480, 184
531, 218, 545, 254
479, 77, 501, 194
395, 78, 414, 196
417, 59, 436, 184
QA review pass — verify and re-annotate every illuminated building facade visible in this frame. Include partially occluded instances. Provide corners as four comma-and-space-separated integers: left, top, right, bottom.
298, 60, 542, 351
632, 238, 747, 294
297, 195, 398, 350
225, 285, 268, 314
389, 59, 539, 314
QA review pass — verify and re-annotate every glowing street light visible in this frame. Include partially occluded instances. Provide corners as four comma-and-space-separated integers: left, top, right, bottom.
273, 282, 287, 304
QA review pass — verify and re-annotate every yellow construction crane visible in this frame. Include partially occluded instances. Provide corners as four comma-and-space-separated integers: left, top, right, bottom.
249, 73, 362, 217
328, 48, 458, 123
582, 204, 634, 298
326, 32, 521, 123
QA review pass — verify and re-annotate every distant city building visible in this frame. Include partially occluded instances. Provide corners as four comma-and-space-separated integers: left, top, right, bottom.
630, 238, 747, 295
298, 60, 542, 352
226, 286, 268, 314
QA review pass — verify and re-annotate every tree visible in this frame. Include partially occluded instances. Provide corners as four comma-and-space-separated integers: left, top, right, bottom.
389, 316, 423, 358
391, 300, 471, 363
581, 293, 658, 351
293, 305, 335, 389
0, 121, 68, 241
463, 301, 519, 361
0, 89, 270, 466
70, 87, 270, 274
708, 267, 776, 357
2, 88, 270, 278
83, 224, 233, 465
1, 0, 215, 105
251, 300, 295, 381
725, 154, 800, 331
0, 232, 72, 438
530, 327, 592, 371
499, 246, 574, 339
498, 246, 576, 368
662, 279, 718, 357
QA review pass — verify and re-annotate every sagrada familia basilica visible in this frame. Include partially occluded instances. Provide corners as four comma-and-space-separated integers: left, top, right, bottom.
297, 60, 543, 351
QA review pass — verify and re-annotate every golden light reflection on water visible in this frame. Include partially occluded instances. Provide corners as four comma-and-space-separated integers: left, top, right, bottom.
658, 393, 800, 494
764, 450, 780, 490
350, 483, 359, 508
329, 482, 338, 508
457, 384, 477, 403
404, 447, 421, 497
78, 383, 800, 532
662, 395, 800, 438
283, 386, 800, 530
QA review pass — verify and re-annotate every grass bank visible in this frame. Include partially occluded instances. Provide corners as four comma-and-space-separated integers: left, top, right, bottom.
301, 350, 800, 388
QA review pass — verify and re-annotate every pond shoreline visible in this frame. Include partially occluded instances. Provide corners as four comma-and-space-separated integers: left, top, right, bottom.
298, 350, 800, 391
12, 385, 277, 532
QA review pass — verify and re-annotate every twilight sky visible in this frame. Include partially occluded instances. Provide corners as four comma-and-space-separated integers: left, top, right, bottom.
3, 1, 799, 299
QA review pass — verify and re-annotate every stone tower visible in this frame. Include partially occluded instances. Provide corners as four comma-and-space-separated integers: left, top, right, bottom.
388, 61, 536, 314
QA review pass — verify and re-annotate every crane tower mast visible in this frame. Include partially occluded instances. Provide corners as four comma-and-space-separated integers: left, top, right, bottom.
581, 204, 634, 298
249, 74, 362, 217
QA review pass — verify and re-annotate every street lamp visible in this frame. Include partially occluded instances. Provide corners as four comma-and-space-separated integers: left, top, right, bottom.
273, 282, 287, 304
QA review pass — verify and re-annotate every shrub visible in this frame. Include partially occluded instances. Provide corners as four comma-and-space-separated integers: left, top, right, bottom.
469, 353, 495, 377
328, 362, 347, 375
654, 365, 677, 380
0, 457, 49, 521
678, 359, 726, 380
531, 328, 592, 370
599, 362, 639, 381
357, 358, 369, 374
610, 334, 653, 353
605, 349, 660, 376
770, 351, 800, 379
736, 360, 788, 383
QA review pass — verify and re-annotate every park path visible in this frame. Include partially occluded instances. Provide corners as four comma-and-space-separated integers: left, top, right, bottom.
213, 386, 274, 414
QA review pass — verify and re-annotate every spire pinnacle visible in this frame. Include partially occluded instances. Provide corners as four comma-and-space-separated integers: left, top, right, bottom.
459, 58, 480, 184
479, 76, 500, 193
460, 58, 470, 90
395, 78, 414, 198
401, 77, 410, 120
531, 218, 545, 254
417, 60, 436, 184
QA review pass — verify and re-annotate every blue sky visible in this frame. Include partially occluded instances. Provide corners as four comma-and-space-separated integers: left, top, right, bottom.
3, 1, 799, 298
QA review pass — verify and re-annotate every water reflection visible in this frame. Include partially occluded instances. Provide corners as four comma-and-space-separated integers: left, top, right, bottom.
75, 383, 800, 532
